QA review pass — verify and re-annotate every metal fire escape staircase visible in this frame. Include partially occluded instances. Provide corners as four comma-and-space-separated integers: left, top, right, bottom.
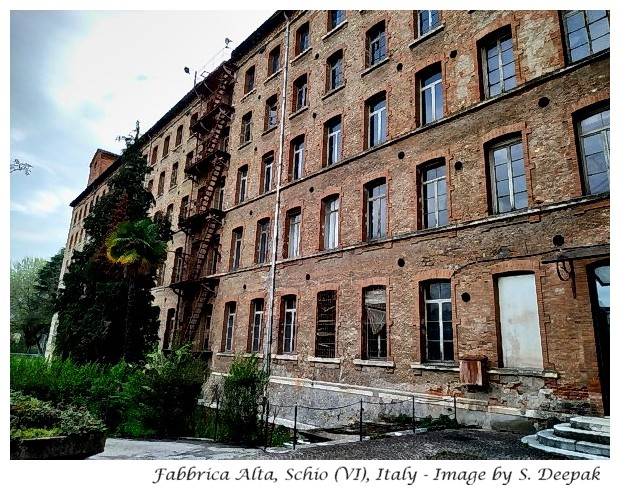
172, 61, 236, 348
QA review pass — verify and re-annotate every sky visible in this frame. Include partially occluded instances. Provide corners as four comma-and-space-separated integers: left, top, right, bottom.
9, 8, 273, 264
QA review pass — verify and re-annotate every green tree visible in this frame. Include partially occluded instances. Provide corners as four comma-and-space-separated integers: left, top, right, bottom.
10, 257, 46, 353
105, 219, 167, 359
55, 143, 171, 364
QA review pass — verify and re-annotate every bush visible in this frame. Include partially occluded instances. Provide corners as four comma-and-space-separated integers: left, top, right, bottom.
219, 354, 267, 446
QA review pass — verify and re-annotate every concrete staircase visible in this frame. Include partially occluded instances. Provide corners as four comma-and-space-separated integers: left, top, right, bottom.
522, 416, 609, 460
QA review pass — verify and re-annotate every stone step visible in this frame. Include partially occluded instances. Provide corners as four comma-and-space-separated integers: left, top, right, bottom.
536, 429, 609, 458
521, 435, 608, 460
570, 416, 610, 434
554, 423, 610, 445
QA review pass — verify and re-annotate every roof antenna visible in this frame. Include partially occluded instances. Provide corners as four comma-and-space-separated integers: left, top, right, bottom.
224, 37, 232, 48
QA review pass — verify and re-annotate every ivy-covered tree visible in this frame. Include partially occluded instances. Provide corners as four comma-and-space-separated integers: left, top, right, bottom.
55, 143, 171, 364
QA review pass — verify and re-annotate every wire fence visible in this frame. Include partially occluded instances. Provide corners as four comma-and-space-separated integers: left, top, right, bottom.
206, 393, 460, 450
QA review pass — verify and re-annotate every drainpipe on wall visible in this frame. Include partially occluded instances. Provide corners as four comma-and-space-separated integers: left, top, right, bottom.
263, 11, 291, 377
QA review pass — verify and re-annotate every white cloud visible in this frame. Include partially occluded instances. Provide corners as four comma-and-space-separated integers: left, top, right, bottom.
10, 187, 76, 216
10, 127, 27, 142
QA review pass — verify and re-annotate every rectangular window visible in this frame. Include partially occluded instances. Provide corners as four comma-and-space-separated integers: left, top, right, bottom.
418, 10, 439, 36
265, 95, 278, 130
316, 290, 337, 358
327, 50, 343, 91
163, 308, 175, 350
237, 165, 248, 203
489, 138, 527, 213
163, 135, 170, 157
323, 195, 339, 250
325, 116, 342, 165
147, 180, 153, 194
563, 10, 609, 63
281, 296, 297, 354
157, 171, 165, 196
286, 209, 301, 259
365, 179, 387, 240
165, 204, 174, 222
256, 219, 270, 264
268, 46, 281, 75
367, 93, 387, 147
363, 286, 387, 359
482, 31, 516, 98
367, 21, 387, 67
179, 196, 189, 221
290, 136, 304, 181
424, 281, 453, 362
224, 302, 236, 352
172, 247, 184, 283
578, 107, 610, 195
241, 112, 252, 144
189, 113, 198, 133
175, 125, 183, 147
185, 151, 193, 171
420, 66, 443, 125
329, 10, 345, 30
170, 162, 178, 188
151, 146, 158, 165
250, 299, 264, 353
231, 227, 243, 270
296, 23, 310, 55
422, 162, 448, 228
497, 274, 543, 368
262, 153, 274, 193
293, 74, 308, 112
244, 66, 256, 93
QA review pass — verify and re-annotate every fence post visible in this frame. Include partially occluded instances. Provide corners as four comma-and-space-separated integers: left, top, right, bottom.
213, 393, 219, 442
453, 395, 457, 425
411, 396, 416, 433
293, 405, 298, 450
359, 399, 363, 442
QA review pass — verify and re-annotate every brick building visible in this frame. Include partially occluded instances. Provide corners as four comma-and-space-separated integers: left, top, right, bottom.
52, 10, 610, 430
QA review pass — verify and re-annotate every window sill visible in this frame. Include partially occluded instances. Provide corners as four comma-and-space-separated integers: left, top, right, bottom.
274, 354, 298, 361
361, 57, 390, 77
289, 106, 309, 120
216, 352, 235, 358
321, 84, 345, 100
262, 126, 278, 136
410, 363, 459, 372
291, 47, 312, 64
264, 69, 282, 85
237, 140, 252, 151
408, 24, 445, 49
240, 88, 257, 101
487, 367, 559, 379
321, 20, 348, 41
243, 353, 263, 358
308, 356, 341, 365
353, 359, 394, 368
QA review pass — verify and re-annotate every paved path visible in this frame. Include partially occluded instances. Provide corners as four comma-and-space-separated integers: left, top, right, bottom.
87, 429, 564, 460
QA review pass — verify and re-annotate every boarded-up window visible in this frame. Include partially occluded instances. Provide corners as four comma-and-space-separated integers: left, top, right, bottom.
363, 286, 387, 359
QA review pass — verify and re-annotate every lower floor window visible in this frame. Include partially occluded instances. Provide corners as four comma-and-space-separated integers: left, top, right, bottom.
363, 286, 387, 359
424, 281, 453, 362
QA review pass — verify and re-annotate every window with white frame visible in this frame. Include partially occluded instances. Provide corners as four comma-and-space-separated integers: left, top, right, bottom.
363, 286, 387, 359
231, 227, 243, 270
223, 302, 236, 352
367, 21, 387, 67
418, 10, 439, 36
241, 112, 252, 144
256, 218, 270, 264
237, 165, 248, 204
489, 137, 527, 213
422, 162, 448, 228
365, 178, 387, 240
290, 136, 304, 181
280, 295, 297, 354
327, 50, 344, 91
563, 10, 609, 63
262, 153, 274, 193
265, 95, 278, 130
481, 30, 516, 98
250, 298, 264, 353
419, 65, 443, 125
423, 281, 453, 362
293, 74, 308, 112
367, 93, 387, 147
578, 107, 609, 195
323, 195, 339, 250
325, 116, 342, 165
286, 208, 301, 259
